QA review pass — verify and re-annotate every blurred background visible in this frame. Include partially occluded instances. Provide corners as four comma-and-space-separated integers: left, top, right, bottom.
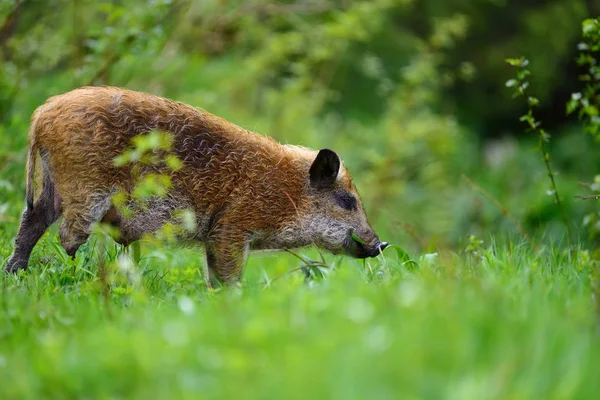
1, 0, 599, 252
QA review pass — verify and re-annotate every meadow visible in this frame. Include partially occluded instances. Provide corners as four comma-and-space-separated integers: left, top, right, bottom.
1, 1, 600, 399
1, 232, 599, 398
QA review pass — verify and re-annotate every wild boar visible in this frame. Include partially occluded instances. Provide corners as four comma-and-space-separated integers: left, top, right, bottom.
6, 86, 387, 283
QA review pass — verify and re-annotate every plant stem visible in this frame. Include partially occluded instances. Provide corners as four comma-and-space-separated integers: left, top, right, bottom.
506, 57, 573, 246
538, 140, 572, 245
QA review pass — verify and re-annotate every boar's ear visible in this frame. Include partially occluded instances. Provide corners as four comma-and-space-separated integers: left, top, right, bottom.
309, 149, 340, 188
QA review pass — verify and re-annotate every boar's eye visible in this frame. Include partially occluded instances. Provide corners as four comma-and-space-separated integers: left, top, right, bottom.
336, 192, 357, 211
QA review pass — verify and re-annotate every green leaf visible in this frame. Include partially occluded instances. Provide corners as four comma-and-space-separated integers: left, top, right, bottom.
583, 19, 598, 35
113, 152, 131, 167
351, 232, 366, 245
566, 99, 578, 115
505, 58, 521, 67
165, 154, 183, 171
584, 105, 599, 117
386, 245, 409, 262
517, 69, 531, 80
518, 82, 529, 92
527, 96, 539, 107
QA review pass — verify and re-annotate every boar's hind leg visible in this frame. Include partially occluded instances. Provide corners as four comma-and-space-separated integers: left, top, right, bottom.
59, 219, 90, 258
6, 182, 61, 273
59, 195, 112, 258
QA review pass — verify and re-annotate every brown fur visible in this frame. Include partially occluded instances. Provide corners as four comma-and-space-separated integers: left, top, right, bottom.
6, 86, 385, 283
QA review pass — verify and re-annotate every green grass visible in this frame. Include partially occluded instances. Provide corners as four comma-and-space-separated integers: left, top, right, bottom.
1, 231, 599, 399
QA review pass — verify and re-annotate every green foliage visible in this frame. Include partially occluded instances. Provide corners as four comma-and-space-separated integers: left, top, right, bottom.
113, 130, 176, 167
1, 242, 599, 398
110, 129, 193, 247
1, 1, 598, 247
566, 16, 600, 250
506, 56, 571, 244
568, 17, 600, 139
2, 4, 600, 397
0, 0, 174, 121
580, 175, 600, 244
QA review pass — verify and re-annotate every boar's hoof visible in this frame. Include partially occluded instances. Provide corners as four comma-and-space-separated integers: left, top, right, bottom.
5, 257, 28, 273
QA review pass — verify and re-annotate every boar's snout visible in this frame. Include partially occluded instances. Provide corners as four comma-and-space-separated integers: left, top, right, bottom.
348, 229, 388, 258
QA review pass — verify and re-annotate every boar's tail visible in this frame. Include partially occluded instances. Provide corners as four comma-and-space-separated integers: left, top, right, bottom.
25, 143, 36, 211
25, 110, 45, 211
25, 105, 56, 212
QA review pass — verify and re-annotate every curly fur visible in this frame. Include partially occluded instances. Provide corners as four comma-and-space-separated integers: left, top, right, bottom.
6, 86, 382, 283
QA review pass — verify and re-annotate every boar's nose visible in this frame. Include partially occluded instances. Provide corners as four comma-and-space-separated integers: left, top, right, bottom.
363, 241, 388, 258
372, 241, 388, 256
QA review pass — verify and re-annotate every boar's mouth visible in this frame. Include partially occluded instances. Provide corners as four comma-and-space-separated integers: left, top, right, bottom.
346, 233, 388, 259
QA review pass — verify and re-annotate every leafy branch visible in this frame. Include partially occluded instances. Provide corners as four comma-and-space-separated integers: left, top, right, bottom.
567, 17, 600, 139
506, 57, 572, 245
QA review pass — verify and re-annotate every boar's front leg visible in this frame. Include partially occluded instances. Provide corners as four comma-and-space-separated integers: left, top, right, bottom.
204, 226, 249, 285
